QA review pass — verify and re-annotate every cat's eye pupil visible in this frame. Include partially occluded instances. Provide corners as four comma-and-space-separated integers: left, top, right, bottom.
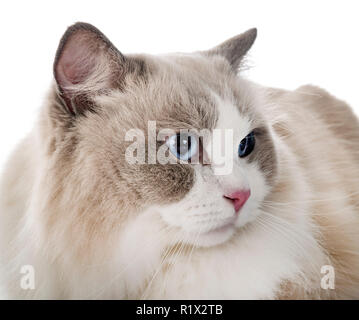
239, 140, 246, 152
238, 132, 255, 158
176, 134, 192, 156
167, 133, 198, 161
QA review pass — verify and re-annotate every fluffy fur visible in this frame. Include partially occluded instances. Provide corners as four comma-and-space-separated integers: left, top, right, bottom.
1, 23, 359, 299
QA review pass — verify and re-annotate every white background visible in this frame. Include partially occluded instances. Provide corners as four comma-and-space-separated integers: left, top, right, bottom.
1, 0, 358, 170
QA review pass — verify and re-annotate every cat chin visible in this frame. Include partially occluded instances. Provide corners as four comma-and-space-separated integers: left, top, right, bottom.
182, 224, 236, 247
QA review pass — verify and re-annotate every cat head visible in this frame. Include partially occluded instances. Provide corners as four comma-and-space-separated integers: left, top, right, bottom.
48, 22, 277, 249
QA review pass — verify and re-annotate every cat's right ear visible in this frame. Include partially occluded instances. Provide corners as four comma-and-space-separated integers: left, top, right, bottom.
53, 22, 127, 116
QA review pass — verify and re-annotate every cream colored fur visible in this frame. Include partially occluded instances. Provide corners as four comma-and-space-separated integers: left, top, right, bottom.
1, 81, 359, 299
1, 23, 359, 299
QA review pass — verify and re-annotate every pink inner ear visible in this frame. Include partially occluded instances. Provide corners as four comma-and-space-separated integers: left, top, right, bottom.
56, 31, 97, 88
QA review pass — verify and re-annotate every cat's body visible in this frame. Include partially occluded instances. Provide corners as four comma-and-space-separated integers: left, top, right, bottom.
1, 23, 359, 299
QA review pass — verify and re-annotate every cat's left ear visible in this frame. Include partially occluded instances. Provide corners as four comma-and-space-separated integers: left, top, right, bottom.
205, 28, 257, 71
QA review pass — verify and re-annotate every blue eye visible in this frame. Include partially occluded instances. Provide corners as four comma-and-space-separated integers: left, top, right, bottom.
238, 132, 255, 158
167, 133, 198, 161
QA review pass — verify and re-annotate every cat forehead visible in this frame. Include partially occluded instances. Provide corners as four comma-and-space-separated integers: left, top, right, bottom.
214, 93, 252, 135
94, 53, 256, 132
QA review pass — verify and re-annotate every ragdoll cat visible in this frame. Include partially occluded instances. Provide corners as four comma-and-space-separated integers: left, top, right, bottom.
1, 22, 359, 299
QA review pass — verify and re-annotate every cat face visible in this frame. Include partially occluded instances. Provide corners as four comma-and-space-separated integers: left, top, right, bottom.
156, 89, 277, 247
50, 23, 277, 249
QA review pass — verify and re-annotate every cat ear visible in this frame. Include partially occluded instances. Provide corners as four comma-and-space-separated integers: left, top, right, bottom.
54, 22, 126, 115
206, 28, 257, 71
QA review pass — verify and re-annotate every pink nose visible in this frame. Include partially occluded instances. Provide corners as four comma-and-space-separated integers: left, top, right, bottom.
223, 190, 251, 212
